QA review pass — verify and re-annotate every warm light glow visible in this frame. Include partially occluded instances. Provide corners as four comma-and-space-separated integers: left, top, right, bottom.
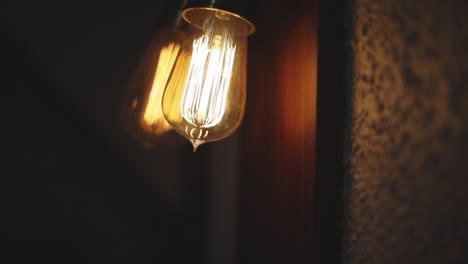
162, 7, 255, 151
180, 32, 237, 129
120, 27, 184, 149
141, 42, 180, 134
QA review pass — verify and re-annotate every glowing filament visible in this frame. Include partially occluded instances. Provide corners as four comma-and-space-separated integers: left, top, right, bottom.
180, 21, 237, 128
142, 42, 180, 133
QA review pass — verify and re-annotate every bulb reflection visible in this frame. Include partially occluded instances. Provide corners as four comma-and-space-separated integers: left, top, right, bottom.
141, 42, 181, 135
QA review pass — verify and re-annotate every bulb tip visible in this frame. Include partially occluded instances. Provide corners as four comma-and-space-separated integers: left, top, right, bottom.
190, 139, 204, 152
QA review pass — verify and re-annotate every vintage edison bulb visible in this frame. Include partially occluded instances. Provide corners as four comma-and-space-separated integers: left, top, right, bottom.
120, 28, 185, 149
162, 7, 255, 151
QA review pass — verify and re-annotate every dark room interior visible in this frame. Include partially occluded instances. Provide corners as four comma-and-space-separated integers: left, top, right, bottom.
1, 0, 467, 264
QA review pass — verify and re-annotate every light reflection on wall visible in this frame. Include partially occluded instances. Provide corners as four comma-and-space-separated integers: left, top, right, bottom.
142, 42, 181, 135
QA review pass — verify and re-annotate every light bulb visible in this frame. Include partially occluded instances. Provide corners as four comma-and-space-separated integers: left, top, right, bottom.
121, 29, 184, 149
120, 1, 188, 149
162, 7, 255, 151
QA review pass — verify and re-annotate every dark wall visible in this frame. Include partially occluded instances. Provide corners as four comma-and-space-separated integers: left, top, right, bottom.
0, 1, 208, 263
1, 33, 162, 263
345, 0, 468, 263
0, 28, 208, 264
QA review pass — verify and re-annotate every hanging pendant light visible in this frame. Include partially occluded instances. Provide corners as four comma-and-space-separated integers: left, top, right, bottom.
162, 4, 255, 151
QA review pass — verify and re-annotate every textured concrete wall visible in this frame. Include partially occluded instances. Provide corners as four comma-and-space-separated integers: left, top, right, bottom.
345, 0, 468, 263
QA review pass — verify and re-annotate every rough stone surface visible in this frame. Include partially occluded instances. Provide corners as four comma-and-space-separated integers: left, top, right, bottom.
344, 1, 468, 263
